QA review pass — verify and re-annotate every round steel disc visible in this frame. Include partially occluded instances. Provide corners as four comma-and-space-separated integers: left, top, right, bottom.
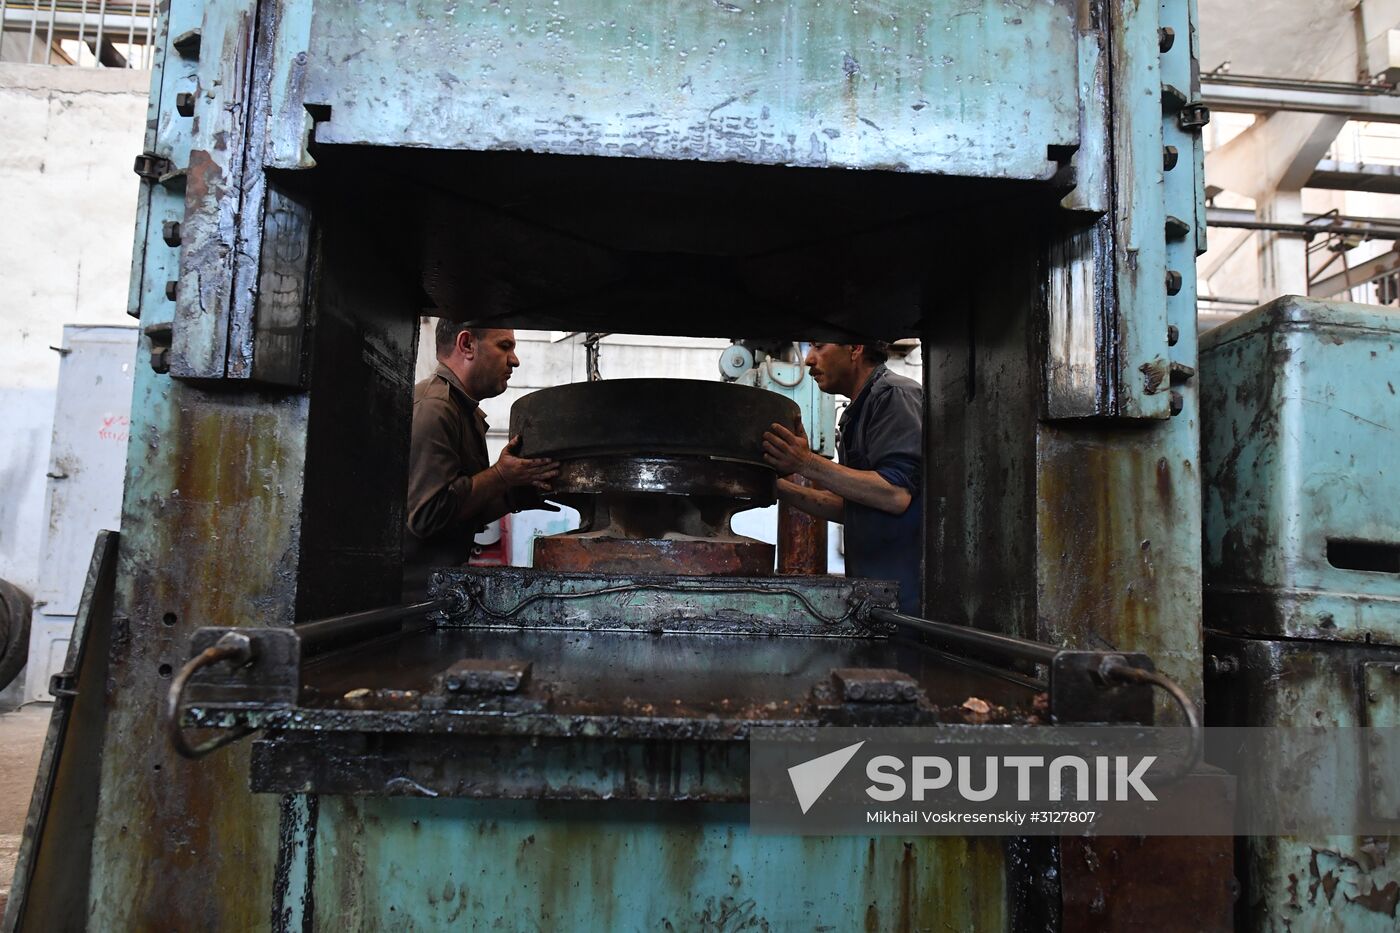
509, 379, 802, 465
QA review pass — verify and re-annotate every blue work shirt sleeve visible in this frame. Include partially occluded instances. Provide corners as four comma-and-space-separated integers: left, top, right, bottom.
862, 384, 924, 494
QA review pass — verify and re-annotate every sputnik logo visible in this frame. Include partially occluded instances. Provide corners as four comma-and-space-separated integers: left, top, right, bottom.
788, 741, 865, 814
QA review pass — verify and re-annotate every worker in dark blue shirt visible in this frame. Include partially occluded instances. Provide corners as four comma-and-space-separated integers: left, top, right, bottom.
762, 341, 923, 613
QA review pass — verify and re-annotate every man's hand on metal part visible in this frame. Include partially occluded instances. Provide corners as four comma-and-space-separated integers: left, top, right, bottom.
494, 435, 560, 491
762, 421, 814, 477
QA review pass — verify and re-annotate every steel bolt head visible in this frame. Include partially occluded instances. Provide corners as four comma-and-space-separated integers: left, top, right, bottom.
847, 682, 866, 700
1158, 26, 1176, 53
1169, 391, 1184, 416
1167, 324, 1180, 346
161, 220, 182, 247
175, 92, 196, 117
1165, 270, 1183, 296
1163, 145, 1179, 172
164, 280, 178, 301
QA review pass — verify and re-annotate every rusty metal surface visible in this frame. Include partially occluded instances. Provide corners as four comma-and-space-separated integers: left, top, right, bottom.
778, 473, 828, 574
91, 85, 420, 933
291, 798, 1020, 930
534, 534, 774, 576
1206, 633, 1400, 931
1061, 791, 1236, 931
923, 221, 1204, 710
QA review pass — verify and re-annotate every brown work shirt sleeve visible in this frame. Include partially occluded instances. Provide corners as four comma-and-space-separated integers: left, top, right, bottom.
405, 395, 480, 541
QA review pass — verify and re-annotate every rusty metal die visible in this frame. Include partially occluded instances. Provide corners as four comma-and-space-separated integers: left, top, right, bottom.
534, 535, 774, 576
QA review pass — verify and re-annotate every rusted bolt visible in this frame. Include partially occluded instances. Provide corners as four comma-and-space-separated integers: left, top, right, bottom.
1165, 269, 1183, 296
175, 92, 196, 117
161, 220, 182, 247
1158, 26, 1175, 53
1167, 325, 1180, 346
164, 280, 178, 301
1169, 391, 1185, 416
1368, 691, 1379, 703
1163, 145, 1179, 172
847, 682, 867, 701
149, 346, 170, 374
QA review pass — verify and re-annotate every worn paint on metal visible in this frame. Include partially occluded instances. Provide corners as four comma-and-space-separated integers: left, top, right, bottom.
293, 797, 1012, 931
92, 0, 1215, 925
300, 0, 1080, 180
1205, 634, 1400, 931
1201, 297, 1400, 643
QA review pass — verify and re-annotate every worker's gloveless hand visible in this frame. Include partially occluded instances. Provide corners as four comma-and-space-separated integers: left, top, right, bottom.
495, 435, 560, 491
762, 421, 813, 476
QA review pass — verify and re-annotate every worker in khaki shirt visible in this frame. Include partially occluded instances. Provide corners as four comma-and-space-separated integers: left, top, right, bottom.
403, 322, 558, 599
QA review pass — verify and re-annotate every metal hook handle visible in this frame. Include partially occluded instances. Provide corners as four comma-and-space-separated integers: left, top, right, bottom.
165, 632, 256, 759
1099, 656, 1203, 782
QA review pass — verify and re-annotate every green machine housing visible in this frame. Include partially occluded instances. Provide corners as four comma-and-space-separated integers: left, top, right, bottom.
1, 0, 1239, 930
1202, 297, 1400, 932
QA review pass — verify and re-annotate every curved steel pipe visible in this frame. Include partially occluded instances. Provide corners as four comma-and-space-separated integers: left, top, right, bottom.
165, 632, 255, 759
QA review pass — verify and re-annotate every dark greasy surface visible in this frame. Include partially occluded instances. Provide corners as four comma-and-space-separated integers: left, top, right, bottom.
300, 626, 1040, 718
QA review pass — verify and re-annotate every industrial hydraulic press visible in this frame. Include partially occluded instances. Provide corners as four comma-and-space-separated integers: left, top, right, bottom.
3, 0, 1237, 929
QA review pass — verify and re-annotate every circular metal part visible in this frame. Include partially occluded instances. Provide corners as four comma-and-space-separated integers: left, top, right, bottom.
534, 536, 775, 576
553, 456, 774, 502
718, 344, 754, 380
509, 379, 801, 465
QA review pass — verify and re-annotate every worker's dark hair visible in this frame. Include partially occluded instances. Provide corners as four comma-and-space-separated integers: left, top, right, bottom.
435, 319, 488, 359
860, 341, 891, 365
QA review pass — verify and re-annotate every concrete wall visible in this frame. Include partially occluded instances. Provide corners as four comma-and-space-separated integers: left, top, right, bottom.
0, 64, 150, 597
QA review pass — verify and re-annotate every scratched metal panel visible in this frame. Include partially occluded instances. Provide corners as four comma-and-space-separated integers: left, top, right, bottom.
299, 0, 1081, 180
1107, 0, 1169, 419
1201, 298, 1400, 644
294, 798, 1014, 931
1205, 635, 1400, 932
